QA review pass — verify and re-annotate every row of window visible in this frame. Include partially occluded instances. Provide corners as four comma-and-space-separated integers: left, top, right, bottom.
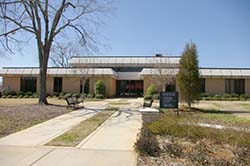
200, 79, 245, 94
20, 77, 89, 93
20, 77, 247, 94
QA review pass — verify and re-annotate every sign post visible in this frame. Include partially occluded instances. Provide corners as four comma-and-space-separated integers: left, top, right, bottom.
160, 92, 179, 115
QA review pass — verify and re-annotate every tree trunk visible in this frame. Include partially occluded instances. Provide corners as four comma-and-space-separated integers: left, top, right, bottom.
39, 66, 48, 105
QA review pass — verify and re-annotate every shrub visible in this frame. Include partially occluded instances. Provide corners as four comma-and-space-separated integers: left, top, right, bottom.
33, 93, 39, 98
87, 93, 94, 98
200, 93, 208, 97
25, 91, 33, 96
2, 95, 7, 98
72, 93, 79, 98
0, 92, 2, 98
18, 95, 23, 98
12, 95, 17, 98
7, 95, 12, 98
23, 95, 29, 98
152, 94, 160, 100
63, 93, 72, 99
230, 93, 239, 98
144, 95, 152, 100
135, 126, 160, 157
52, 92, 59, 97
3, 90, 16, 96
146, 84, 157, 96
223, 94, 231, 98
95, 94, 104, 99
17, 91, 25, 96
95, 80, 105, 96
59, 92, 66, 97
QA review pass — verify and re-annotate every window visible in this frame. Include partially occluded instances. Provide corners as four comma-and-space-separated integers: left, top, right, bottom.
54, 77, 62, 93
112, 67, 143, 72
225, 79, 245, 94
21, 77, 37, 92
80, 79, 89, 94
200, 78, 206, 93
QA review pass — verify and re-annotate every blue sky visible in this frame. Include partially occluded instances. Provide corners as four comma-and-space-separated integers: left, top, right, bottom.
0, 0, 250, 69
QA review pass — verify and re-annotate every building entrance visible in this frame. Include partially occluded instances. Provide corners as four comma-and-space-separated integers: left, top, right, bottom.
116, 80, 143, 97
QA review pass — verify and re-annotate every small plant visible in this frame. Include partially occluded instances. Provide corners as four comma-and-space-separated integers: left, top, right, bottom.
146, 84, 157, 96
152, 94, 160, 100
63, 93, 72, 99
3, 90, 17, 96
72, 93, 79, 98
17, 91, 24, 96
87, 93, 94, 98
230, 93, 239, 98
135, 126, 160, 157
95, 80, 105, 96
33, 93, 39, 98
52, 92, 59, 97
23, 95, 29, 98
25, 91, 33, 96
59, 92, 66, 97
18, 95, 23, 98
95, 94, 104, 99
7, 95, 12, 98
144, 95, 152, 100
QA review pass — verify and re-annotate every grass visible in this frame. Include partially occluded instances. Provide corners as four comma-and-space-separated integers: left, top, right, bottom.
147, 112, 250, 147
46, 109, 116, 147
0, 104, 70, 138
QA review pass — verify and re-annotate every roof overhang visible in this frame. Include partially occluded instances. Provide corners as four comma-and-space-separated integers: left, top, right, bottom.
0, 68, 118, 78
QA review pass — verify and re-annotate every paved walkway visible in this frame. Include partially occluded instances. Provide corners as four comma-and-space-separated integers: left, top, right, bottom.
0, 108, 102, 147
0, 146, 136, 166
0, 98, 142, 166
78, 109, 142, 150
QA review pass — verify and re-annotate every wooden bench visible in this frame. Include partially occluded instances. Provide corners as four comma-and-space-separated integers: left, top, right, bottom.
65, 96, 84, 109
143, 99, 153, 108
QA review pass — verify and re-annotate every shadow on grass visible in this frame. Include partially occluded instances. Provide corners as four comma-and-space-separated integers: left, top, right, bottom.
191, 107, 249, 114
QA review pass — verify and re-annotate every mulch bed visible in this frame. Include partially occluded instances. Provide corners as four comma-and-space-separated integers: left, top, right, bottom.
137, 135, 250, 166
0, 104, 69, 138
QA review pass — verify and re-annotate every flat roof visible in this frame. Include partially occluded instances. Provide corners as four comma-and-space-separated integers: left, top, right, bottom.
69, 56, 181, 68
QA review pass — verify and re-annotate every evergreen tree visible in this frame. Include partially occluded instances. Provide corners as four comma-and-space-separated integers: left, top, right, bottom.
177, 42, 200, 108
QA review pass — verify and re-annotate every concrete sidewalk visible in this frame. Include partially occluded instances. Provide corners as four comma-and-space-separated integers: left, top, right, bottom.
0, 109, 100, 146
0, 99, 142, 166
78, 108, 142, 150
0, 145, 137, 166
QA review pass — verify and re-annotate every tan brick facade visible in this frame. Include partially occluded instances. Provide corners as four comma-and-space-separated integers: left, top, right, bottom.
245, 79, 250, 94
205, 78, 225, 95
2, 76, 250, 97
89, 77, 116, 97
2, 76, 21, 92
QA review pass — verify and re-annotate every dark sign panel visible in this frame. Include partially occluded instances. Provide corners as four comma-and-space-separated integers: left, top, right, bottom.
160, 92, 178, 108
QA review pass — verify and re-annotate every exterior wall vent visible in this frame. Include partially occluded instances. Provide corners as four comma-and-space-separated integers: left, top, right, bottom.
155, 54, 163, 57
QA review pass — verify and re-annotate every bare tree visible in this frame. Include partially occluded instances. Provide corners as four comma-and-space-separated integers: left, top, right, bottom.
0, 0, 111, 104
50, 42, 79, 67
148, 57, 177, 92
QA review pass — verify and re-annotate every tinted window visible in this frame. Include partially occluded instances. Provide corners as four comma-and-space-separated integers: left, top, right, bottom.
21, 77, 37, 92
54, 77, 62, 93
225, 79, 245, 94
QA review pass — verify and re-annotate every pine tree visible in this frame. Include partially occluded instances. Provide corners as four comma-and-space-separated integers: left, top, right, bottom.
177, 42, 200, 108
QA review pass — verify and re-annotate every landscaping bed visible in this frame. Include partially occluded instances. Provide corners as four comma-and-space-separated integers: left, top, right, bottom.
136, 111, 250, 166
0, 104, 70, 138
